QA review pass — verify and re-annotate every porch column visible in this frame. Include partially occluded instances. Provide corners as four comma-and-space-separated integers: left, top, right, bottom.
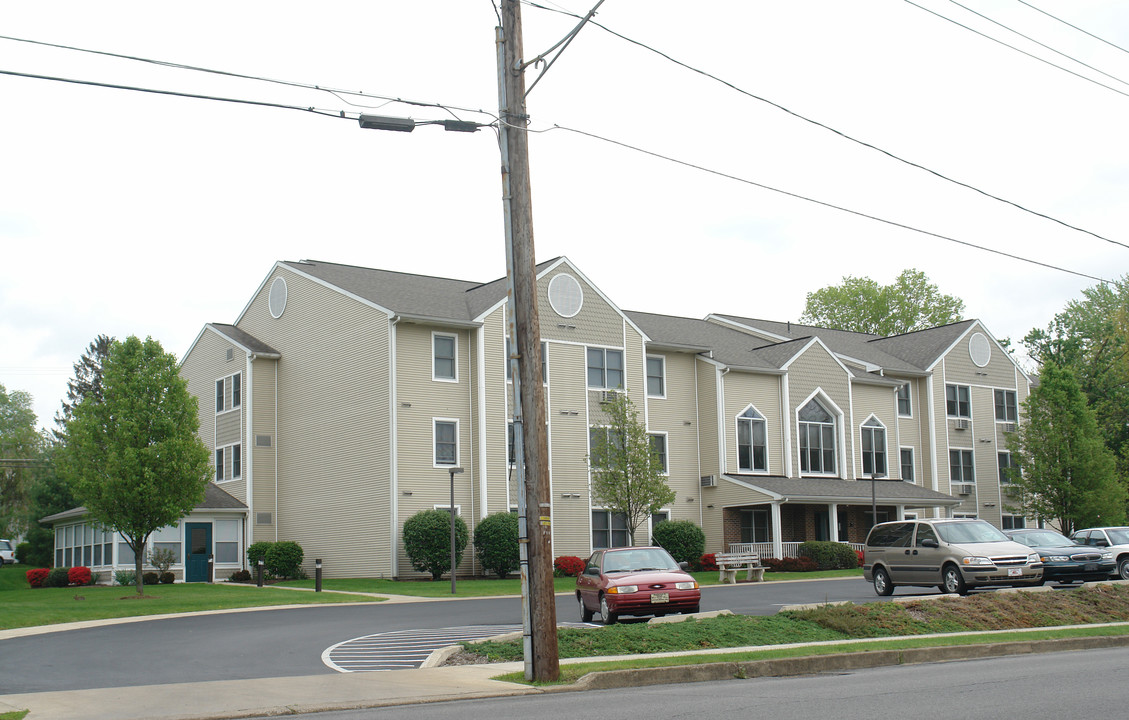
896, 504, 906, 522
828, 502, 839, 542
771, 501, 783, 559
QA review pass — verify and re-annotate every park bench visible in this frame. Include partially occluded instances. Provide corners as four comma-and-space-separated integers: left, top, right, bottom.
715, 551, 764, 583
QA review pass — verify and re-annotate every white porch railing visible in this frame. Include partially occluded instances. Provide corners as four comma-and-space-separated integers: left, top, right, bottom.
728, 541, 864, 559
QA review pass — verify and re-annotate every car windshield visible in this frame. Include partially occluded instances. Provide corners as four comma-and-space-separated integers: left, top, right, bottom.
602, 548, 678, 573
1011, 530, 1070, 547
935, 521, 1009, 544
1106, 529, 1129, 545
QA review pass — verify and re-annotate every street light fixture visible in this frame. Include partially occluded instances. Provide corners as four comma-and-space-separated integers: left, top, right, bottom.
448, 466, 464, 595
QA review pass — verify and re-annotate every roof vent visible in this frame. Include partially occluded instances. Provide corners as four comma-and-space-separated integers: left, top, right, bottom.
969, 332, 991, 367
548, 273, 583, 318
268, 277, 288, 319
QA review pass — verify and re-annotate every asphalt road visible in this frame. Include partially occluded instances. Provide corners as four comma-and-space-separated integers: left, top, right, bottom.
0, 576, 941, 693
257, 645, 1129, 720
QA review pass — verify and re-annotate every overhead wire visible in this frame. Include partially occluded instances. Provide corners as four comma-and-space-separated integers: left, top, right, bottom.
1016, 0, 1129, 57
542, 123, 1112, 285
522, 2, 1129, 252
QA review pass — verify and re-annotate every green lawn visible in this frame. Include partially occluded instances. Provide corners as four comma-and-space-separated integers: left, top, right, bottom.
0, 564, 379, 631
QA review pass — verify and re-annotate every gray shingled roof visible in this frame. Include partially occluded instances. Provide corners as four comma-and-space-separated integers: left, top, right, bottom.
724, 474, 961, 506
710, 315, 979, 374
625, 311, 791, 371
209, 324, 280, 357
41, 484, 247, 524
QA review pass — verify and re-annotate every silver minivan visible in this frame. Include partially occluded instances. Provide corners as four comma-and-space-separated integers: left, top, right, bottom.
864, 519, 1042, 595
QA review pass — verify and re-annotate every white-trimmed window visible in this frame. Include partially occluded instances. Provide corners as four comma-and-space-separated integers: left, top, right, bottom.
214, 519, 240, 563
861, 416, 887, 477
799, 398, 836, 475
994, 389, 1017, 422
998, 451, 1015, 485
646, 356, 665, 397
737, 406, 767, 472
950, 449, 975, 483
434, 419, 459, 467
215, 379, 224, 413
588, 426, 623, 468
946, 384, 971, 418
433, 332, 457, 382
587, 347, 624, 389
232, 373, 241, 408
55, 522, 105, 567
592, 510, 628, 549
505, 339, 547, 383
151, 523, 182, 564
215, 373, 241, 413
649, 433, 668, 474
1001, 514, 1026, 530
215, 443, 241, 482
897, 383, 911, 417
900, 447, 915, 482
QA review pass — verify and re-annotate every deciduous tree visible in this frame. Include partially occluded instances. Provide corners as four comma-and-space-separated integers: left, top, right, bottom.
0, 384, 44, 537
57, 336, 211, 595
588, 393, 675, 545
1006, 363, 1125, 534
800, 269, 965, 335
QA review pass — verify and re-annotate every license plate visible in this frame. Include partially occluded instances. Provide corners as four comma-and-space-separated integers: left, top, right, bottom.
650, 592, 669, 603
1085, 563, 1098, 572
1008, 568, 1022, 577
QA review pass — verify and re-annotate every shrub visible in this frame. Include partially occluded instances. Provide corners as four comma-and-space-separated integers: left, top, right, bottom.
142, 572, 159, 585
247, 541, 273, 572
265, 540, 305, 579
762, 556, 818, 573
114, 570, 136, 587
26, 568, 50, 588
798, 541, 860, 570
159, 572, 175, 584
45, 567, 71, 587
474, 512, 520, 579
651, 520, 705, 566
403, 509, 468, 580
699, 553, 718, 572
148, 547, 176, 575
553, 555, 585, 577
857, 549, 865, 566
229, 569, 252, 583
16, 542, 32, 565
68, 566, 92, 586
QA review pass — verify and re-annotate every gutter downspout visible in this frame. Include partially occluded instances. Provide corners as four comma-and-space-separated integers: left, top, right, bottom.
926, 372, 939, 518
477, 324, 489, 521
717, 367, 729, 475
390, 315, 400, 577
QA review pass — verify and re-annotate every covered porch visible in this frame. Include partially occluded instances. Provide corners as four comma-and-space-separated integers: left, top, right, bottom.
716, 474, 962, 560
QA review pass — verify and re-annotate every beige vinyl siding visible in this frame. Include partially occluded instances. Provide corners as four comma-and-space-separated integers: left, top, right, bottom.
851, 384, 897, 480
394, 322, 475, 577
180, 328, 247, 504
785, 344, 851, 478
721, 371, 783, 476
250, 358, 278, 534
891, 375, 925, 488
482, 308, 511, 514
646, 351, 703, 523
942, 327, 1018, 388
702, 477, 775, 554
549, 342, 591, 558
236, 266, 392, 578
623, 324, 646, 404
695, 358, 720, 480
538, 270, 622, 348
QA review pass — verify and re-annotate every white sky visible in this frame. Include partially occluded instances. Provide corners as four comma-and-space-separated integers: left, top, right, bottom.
2, 1, 1127, 432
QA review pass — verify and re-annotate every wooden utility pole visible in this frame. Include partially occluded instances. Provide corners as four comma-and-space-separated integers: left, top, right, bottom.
497, 0, 560, 682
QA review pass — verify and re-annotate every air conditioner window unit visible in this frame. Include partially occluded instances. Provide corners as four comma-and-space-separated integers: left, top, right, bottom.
953, 483, 973, 495
700, 475, 717, 487
1001, 422, 1016, 433
600, 390, 620, 403
954, 418, 970, 430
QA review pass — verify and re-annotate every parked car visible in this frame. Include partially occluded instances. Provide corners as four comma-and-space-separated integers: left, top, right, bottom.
0, 539, 15, 565
1004, 529, 1114, 584
576, 546, 700, 624
1070, 527, 1129, 580
864, 518, 1042, 596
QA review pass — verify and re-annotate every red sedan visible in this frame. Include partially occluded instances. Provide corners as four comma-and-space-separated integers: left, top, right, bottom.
576, 546, 700, 624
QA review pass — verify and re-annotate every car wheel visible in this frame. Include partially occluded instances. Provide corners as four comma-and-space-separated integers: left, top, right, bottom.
578, 594, 594, 623
872, 566, 894, 596
685, 605, 700, 615
599, 594, 618, 625
1118, 557, 1129, 581
942, 564, 967, 595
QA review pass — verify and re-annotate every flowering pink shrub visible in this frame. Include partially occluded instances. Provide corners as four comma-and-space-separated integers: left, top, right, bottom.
68, 566, 92, 586
553, 555, 585, 577
26, 568, 50, 588
699, 553, 718, 571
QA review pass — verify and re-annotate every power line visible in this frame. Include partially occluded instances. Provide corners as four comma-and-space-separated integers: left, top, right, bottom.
1016, 0, 1129, 57
523, 2, 1129, 252
548, 124, 1112, 285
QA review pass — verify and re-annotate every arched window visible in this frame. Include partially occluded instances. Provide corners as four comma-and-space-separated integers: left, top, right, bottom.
799, 399, 836, 475
737, 406, 767, 472
861, 416, 887, 477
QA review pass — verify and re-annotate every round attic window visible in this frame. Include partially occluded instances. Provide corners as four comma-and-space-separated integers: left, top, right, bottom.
969, 332, 991, 367
268, 277, 288, 319
548, 273, 583, 318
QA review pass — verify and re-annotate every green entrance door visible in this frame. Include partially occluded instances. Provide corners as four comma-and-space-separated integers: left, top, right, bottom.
185, 523, 212, 582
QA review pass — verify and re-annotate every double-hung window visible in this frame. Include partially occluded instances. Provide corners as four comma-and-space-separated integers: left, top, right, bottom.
587, 347, 624, 389
649, 433, 668, 474
799, 399, 836, 475
592, 510, 628, 549
216, 379, 224, 413
946, 384, 971, 418
994, 390, 1017, 422
737, 406, 767, 472
998, 452, 1014, 485
506, 339, 547, 383
950, 449, 975, 483
897, 383, 911, 416
589, 426, 623, 467
900, 448, 915, 482
434, 419, 458, 466
861, 417, 887, 477
646, 356, 665, 397
433, 333, 457, 381
215, 373, 241, 412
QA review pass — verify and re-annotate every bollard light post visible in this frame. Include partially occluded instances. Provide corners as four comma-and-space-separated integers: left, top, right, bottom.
207, 554, 214, 584
256, 558, 264, 587
315, 558, 322, 592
